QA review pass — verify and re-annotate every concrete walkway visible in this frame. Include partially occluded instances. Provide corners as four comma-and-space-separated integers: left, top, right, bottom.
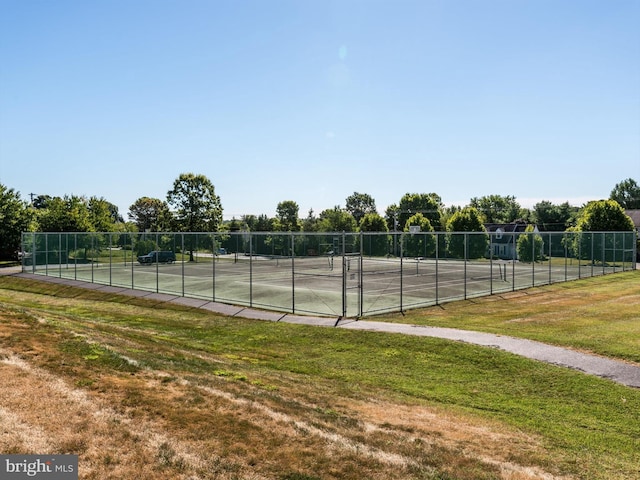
4, 268, 640, 388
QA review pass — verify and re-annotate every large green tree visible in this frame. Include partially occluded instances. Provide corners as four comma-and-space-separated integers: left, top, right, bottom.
166, 173, 223, 261
318, 207, 357, 232
358, 212, 389, 256
384, 204, 400, 232
574, 200, 634, 232
568, 200, 634, 262
32, 194, 52, 210
37, 195, 94, 232
88, 196, 121, 232
128, 197, 172, 232
610, 178, 640, 209
275, 200, 301, 232
0, 184, 33, 260
358, 212, 388, 232
166, 173, 223, 232
533, 201, 578, 231
242, 214, 275, 232
301, 209, 320, 233
516, 224, 544, 262
403, 213, 436, 257
397, 193, 443, 231
470, 195, 522, 223
446, 207, 489, 258
345, 192, 377, 225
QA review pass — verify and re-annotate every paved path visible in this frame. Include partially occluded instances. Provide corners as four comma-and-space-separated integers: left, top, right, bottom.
335, 321, 640, 388
4, 268, 640, 388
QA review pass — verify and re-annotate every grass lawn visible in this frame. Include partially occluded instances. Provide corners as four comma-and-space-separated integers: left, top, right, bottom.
381, 270, 640, 363
0, 273, 639, 479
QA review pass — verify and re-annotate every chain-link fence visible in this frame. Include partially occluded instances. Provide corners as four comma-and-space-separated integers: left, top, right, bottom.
21, 230, 637, 318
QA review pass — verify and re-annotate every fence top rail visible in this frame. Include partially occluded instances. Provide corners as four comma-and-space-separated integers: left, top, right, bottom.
23, 230, 639, 236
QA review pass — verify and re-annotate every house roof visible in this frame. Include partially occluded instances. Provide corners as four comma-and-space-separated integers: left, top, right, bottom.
625, 210, 640, 228
484, 223, 532, 234
484, 222, 536, 244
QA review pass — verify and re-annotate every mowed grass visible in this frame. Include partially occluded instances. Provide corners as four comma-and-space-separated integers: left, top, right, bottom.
0, 272, 639, 479
384, 270, 640, 363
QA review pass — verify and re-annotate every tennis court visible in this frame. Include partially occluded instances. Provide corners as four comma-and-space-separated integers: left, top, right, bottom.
22, 230, 636, 317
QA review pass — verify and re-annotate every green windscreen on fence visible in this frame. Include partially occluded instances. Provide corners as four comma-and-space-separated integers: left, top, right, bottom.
21, 230, 637, 318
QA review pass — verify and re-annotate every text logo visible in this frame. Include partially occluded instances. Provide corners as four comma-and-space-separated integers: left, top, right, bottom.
0, 455, 78, 479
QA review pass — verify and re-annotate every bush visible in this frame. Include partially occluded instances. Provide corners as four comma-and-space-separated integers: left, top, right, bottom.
517, 226, 544, 262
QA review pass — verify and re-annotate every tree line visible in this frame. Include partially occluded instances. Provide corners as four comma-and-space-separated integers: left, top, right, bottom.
1, 174, 639, 261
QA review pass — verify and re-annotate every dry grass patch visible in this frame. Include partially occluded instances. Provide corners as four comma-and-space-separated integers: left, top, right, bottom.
0, 310, 565, 480
2, 275, 639, 479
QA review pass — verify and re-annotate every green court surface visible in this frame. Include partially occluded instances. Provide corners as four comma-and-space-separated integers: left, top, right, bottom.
26, 254, 626, 317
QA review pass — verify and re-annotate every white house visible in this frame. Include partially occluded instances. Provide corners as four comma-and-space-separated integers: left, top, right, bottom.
484, 222, 540, 260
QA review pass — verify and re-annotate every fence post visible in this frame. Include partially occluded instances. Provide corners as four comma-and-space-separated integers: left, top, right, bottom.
591, 232, 596, 277
511, 233, 516, 291
633, 231, 637, 270
212, 233, 216, 302
613, 232, 616, 273
31, 232, 36, 274
578, 233, 581, 279
601, 232, 605, 275
341, 232, 346, 318
489, 232, 493, 295
359, 231, 364, 318
564, 233, 568, 282
58, 233, 62, 278
531, 231, 535, 287
90, 234, 94, 282
108, 233, 112, 285
74, 233, 78, 280
249, 234, 253, 308
131, 233, 135, 289
547, 233, 551, 284
399, 233, 404, 312
45, 233, 48, 276
292, 233, 296, 314
463, 233, 468, 300
435, 232, 439, 304
182, 233, 185, 296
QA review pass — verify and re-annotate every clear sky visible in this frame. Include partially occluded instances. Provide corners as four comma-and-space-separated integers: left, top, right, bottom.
1, 0, 639, 221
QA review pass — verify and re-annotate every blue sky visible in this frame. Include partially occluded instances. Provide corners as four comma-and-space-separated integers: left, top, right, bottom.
1, 0, 639, 221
